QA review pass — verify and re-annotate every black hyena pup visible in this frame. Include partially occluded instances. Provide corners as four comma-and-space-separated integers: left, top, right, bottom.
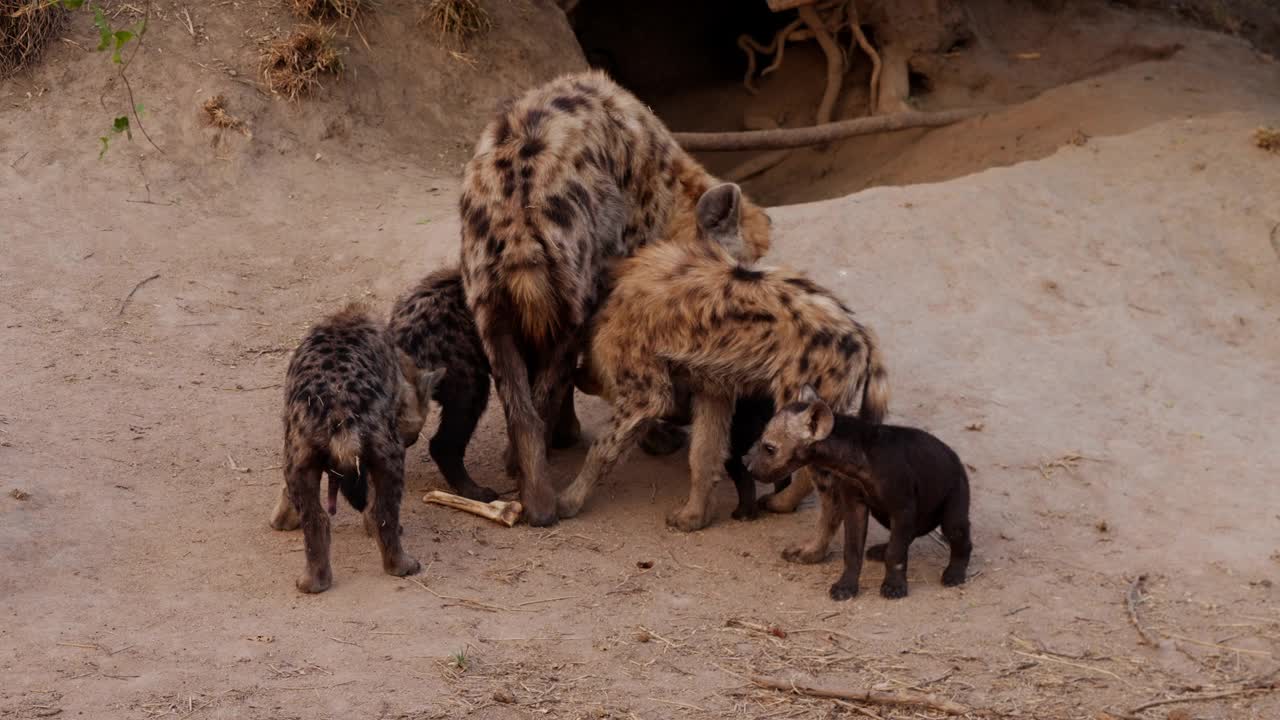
745, 387, 972, 601
270, 305, 442, 594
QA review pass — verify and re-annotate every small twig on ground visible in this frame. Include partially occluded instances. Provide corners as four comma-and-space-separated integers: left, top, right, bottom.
1128, 681, 1279, 714
1011, 649, 1127, 683
749, 674, 972, 716
1126, 574, 1159, 646
117, 273, 160, 316
407, 577, 519, 613
727, 617, 788, 639
515, 595, 581, 607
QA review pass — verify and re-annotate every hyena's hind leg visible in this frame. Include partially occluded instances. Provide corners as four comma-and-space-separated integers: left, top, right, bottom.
486, 332, 557, 527
366, 439, 420, 578
269, 480, 301, 531
558, 372, 675, 519
667, 393, 734, 532
286, 458, 332, 593
429, 371, 499, 502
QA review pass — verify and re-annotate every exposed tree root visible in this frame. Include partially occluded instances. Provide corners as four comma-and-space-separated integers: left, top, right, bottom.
675, 107, 991, 151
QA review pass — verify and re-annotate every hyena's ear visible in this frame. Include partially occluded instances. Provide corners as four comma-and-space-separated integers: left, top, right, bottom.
695, 183, 744, 257
396, 349, 419, 381
796, 385, 834, 441
797, 385, 821, 405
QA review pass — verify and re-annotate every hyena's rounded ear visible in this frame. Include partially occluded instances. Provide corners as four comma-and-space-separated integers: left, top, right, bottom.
695, 183, 743, 249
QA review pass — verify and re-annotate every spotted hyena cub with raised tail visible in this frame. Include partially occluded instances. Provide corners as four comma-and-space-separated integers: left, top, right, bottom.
460, 70, 772, 527
269, 305, 442, 593
745, 388, 972, 600
559, 183, 889, 535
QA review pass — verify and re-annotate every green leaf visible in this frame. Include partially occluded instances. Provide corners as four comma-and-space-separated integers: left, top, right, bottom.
134, 103, 145, 117
60, 0, 87, 9
113, 115, 131, 140
99, 136, 110, 160
111, 30, 133, 64
93, 8, 112, 52
416, 218, 432, 225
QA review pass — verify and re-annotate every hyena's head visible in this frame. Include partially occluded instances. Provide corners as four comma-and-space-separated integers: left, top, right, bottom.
745, 386, 834, 482
686, 180, 771, 262
394, 350, 445, 447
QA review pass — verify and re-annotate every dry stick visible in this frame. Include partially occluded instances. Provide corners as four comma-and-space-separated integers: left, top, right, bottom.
674, 107, 991, 151
749, 675, 972, 716
117, 273, 160, 316
1125, 574, 1159, 646
798, 3, 843, 125
846, 0, 881, 114
725, 149, 792, 183
1128, 683, 1278, 715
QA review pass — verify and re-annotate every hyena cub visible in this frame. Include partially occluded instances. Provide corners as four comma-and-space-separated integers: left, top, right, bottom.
269, 305, 442, 593
460, 70, 771, 527
386, 268, 505, 504
745, 388, 972, 600
558, 183, 889, 534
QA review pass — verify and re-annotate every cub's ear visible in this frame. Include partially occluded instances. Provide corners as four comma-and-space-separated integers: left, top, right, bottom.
396, 349, 419, 380
695, 183, 744, 257
806, 400, 835, 441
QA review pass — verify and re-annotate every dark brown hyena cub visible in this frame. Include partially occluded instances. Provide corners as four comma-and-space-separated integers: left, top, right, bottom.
745, 387, 972, 601
386, 268, 504, 504
269, 305, 442, 594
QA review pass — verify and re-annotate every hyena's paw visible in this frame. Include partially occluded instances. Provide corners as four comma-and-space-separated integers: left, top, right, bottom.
665, 503, 712, 533
941, 565, 968, 587
865, 543, 887, 562
730, 502, 759, 521
296, 569, 333, 594
880, 578, 909, 599
384, 553, 421, 578
782, 544, 828, 565
269, 490, 301, 531
829, 581, 859, 601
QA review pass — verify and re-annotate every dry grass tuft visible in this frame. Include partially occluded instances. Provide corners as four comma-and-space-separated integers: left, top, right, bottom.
289, 0, 371, 23
202, 95, 245, 132
1, 0, 68, 79
260, 24, 344, 101
1255, 126, 1280, 154
420, 0, 491, 48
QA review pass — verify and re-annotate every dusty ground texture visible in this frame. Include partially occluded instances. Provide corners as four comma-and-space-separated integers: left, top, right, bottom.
2, 2, 1280, 719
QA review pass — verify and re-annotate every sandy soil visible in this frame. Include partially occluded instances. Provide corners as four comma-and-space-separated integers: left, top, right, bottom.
2, 2, 1279, 719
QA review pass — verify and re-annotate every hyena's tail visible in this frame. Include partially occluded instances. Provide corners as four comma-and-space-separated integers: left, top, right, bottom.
328, 421, 369, 512
859, 327, 890, 424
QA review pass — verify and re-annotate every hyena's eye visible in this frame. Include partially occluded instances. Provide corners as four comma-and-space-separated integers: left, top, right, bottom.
763, 443, 778, 456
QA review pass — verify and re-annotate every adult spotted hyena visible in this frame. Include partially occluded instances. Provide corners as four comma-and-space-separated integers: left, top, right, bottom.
558, 183, 890, 534
459, 70, 772, 526
269, 305, 442, 593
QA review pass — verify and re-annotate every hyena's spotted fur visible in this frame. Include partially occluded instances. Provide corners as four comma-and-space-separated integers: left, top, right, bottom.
269, 305, 441, 593
459, 70, 771, 526
559, 184, 890, 534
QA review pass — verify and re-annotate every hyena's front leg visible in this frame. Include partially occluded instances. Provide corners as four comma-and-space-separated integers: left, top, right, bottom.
782, 468, 841, 564
667, 393, 733, 532
759, 467, 814, 514
269, 481, 300, 531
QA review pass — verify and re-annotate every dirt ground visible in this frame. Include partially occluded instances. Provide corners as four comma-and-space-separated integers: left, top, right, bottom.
2, 2, 1279, 719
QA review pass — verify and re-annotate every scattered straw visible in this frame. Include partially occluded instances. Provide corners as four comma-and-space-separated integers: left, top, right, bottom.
1255, 126, 1280, 154
260, 24, 344, 101
289, 0, 370, 23
420, 0, 491, 48
1, 0, 68, 79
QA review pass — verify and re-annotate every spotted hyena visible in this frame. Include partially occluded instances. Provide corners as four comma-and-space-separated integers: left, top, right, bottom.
269, 305, 442, 593
459, 70, 772, 526
744, 387, 972, 600
558, 183, 890, 535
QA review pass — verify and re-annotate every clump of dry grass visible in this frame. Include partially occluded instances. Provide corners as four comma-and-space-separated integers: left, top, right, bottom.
289, 0, 370, 23
260, 24, 344, 101
1, 0, 68, 79
1255, 126, 1280, 154
420, 0, 491, 47
202, 95, 244, 131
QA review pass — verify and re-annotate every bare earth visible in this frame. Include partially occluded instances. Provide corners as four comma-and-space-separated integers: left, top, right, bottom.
2, 3, 1279, 719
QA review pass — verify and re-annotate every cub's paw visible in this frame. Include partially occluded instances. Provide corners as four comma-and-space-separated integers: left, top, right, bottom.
879, 579, 908, 599
829, 582, 859, 601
